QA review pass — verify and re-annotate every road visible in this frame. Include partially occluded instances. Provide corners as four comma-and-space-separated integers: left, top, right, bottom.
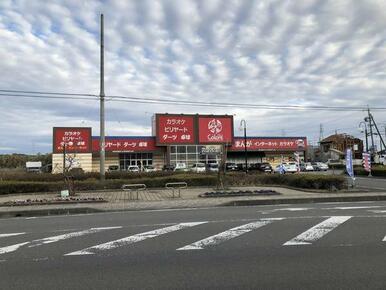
0, 201, 386, 290
354, 176, 386, 190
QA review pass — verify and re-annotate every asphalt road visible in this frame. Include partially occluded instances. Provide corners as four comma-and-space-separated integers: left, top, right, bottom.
1, 201, 386, 290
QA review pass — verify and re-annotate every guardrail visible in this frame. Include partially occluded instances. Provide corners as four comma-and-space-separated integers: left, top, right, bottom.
165, 182, 187, 198
122, 184, 146, 200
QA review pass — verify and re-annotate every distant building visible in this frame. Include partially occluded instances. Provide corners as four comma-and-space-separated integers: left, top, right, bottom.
320, 134, 363, 160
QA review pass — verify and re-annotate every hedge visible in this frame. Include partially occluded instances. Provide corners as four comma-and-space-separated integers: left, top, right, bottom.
0, 173, 347, 195
354, 166, 386, 177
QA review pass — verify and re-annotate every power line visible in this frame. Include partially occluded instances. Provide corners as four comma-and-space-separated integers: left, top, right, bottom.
1, 89, 386, 111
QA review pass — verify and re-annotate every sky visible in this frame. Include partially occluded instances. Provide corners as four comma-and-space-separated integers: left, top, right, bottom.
1, 0, 386, 154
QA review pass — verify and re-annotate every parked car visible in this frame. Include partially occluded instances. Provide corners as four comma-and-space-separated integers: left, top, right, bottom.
311, 162, 321, 171
225, 162, 238, 171
316, 162, 329, 171
257, 162, 273, 173
248, 163, 260, 171
273, 164, 286, 174
127, 165, 140, 173
304, 162, 314, 171
174, 163, 189, 172
143, 165, 156, 172
190, 162, 206, 173
108, 165, 119, 172
207, 163, 219, 172
162, 165, 175, 171
284, 162, 298, 173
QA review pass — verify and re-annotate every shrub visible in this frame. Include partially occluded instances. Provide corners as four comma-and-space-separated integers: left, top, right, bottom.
354, 166, 386, 177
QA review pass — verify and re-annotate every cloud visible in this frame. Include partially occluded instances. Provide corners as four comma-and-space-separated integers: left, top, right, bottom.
1, 0, 386, 153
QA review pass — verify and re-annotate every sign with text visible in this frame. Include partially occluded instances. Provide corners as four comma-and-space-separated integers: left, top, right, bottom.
156, 114, 196, 145
229, 137, 307, 151
53, 127, 92, 153
198, 116, 233, 144
92, 137, 158, 152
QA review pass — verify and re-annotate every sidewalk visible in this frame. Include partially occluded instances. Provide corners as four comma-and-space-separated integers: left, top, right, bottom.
1, 186, 386, 218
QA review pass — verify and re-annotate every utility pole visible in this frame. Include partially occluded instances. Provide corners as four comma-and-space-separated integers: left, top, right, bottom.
99, 14, 105, 181
240, 120, 248, 173
319, 124, 324, 143
367, 107, 375, 156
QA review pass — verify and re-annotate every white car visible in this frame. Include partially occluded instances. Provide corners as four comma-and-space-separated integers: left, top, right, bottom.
305, 162, 314, 171
190, 163, 206, 173
285, 162, 298, 173
127, 165, 140, 173
174, 163, 189, 172
143, 165, 156, 172
316, 162, 329, 171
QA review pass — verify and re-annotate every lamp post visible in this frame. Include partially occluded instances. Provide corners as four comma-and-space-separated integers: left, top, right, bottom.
239, 120, 248, 173
358, 121, 368, 152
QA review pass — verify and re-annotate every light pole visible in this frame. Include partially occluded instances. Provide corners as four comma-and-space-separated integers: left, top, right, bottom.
358, 121, 368, 152
239, 120, 248, 173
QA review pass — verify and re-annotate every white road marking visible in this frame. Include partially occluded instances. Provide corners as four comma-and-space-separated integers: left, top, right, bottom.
325, 206, 383, 210
283, 216, 352, 246
383, 235, 386, 242
0, 242, 30, 254
65, 222, 207, 256
0, 233, 25, 238
0, 227, 121, 255
368, 210, 386, 213
177, 218, 283, 251
28, 227, 122, 247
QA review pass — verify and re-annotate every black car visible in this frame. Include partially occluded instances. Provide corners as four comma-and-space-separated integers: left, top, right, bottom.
162, 165, 175, 171
257, 162, 273, 173
225, 162, 238, 171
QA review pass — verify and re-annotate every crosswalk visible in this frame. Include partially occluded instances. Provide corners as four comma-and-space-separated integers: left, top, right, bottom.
0, 216, 385, 260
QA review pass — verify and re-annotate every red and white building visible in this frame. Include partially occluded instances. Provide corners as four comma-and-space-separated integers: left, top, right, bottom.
52, 113, 307, 173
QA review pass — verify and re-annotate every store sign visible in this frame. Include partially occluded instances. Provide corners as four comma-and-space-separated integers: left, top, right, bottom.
229, 137, 307, 151
198, 116, 233, 144
156, 114, 195, 145
201, 145, 222, 154
53, 127, 92, 153
92, 137, 157, 152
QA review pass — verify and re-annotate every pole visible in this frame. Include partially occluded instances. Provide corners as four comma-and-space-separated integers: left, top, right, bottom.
368, 108, 375, 156
99, 14, 105, 181
244, 125, 247, 173
364, 125, 368, 152
62, 143, 66, 174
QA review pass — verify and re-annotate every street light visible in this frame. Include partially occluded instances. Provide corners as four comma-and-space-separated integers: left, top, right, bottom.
358, 121, 368, 152
239, 119, 248, 173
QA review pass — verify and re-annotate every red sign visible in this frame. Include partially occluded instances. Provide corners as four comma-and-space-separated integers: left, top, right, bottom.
229, 137, 307, 151
92, 137, 158, 152
156, 114, 195, 145
198, 116, 233, 144
53, 127, 92, 153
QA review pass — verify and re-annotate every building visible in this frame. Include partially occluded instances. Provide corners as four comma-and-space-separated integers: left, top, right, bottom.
319, 133, 363, 160
52, 113, 307, 173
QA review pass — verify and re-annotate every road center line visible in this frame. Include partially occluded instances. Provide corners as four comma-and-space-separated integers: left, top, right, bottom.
283, 216, 352, 246
65, 222, 207, 256
177, 218, 283, 251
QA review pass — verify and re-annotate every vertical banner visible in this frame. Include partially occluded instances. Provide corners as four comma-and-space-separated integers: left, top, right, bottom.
345, 149, 354, 178
362, 152, 371, 173
294, 152, 300, 172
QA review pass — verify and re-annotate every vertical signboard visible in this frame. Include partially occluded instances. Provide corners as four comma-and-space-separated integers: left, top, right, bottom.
53, 127, 92, 153
155, 114, 196, 145
198, 115, 233, 144
345, 149, 354, 178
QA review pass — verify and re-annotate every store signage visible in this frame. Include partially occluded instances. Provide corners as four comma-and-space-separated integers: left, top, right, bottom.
201, 145, 222, 154
156, 114, 196, 145
198, 116, 233, 144
92, 137, 158, 152
53, 127, 92, 153
229, 137, 307, 151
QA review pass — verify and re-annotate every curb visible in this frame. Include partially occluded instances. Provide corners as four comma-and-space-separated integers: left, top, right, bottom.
0, 207, 104, 218
223, 195, 386, 206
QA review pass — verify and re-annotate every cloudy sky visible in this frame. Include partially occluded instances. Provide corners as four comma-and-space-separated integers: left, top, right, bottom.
1, 0, 386, 154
